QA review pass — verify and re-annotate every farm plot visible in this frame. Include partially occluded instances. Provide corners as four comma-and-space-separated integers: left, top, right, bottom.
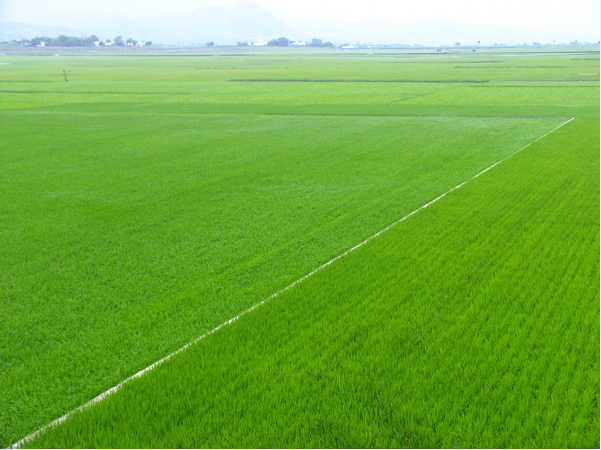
19, 115, 599, 449
1, 48, 598, 448
0, 105, 566, 446
402, 83, 600, 107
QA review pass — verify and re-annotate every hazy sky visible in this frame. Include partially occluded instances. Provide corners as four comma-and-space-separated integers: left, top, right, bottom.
1, 0, 599, 35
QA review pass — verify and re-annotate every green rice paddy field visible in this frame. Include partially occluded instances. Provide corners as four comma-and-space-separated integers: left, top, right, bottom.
0, 46, 599, 448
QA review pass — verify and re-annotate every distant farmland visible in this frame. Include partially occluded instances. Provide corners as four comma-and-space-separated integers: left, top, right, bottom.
0, 45, 598, 449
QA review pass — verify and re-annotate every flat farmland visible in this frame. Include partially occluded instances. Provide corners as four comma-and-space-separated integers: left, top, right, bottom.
0, 46, 598, 448
22, 116, 599, 449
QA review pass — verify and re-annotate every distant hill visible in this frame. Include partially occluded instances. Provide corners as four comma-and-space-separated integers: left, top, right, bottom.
88, 2, 297, 45
0, 22, 83, 42
0, 2, 294, 45
0, 1, 592, 46
285, 16, 578, 47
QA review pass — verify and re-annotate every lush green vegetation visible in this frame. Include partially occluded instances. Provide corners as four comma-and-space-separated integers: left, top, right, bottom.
1, 46, 598, 448
22, 115, 599, 449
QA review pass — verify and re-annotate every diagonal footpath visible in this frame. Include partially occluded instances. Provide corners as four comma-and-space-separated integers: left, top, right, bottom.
10, 116, 574, 449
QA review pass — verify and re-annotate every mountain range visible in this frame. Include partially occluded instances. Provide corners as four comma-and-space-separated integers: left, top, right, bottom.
0, 1, 591, 46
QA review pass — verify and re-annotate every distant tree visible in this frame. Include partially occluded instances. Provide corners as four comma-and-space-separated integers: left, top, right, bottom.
207, 41, 215, 47
126, 38, 136, 46
113, 36, 124, 46
80, 36, 95, 46
268, 37, 289, 46
308, 38, 333, 48
237, 41, 248, 46
454, 42, 461, 46
47, 35, 98, 47
54, 35, 71, 46
145, 41, 152, 46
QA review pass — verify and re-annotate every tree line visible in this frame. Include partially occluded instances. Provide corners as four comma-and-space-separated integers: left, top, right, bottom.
266, 37, 334, 47
14, 35, 152, 47
15, 34, 336, 48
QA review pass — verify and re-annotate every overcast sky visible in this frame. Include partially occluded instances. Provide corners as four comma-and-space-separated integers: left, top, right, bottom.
1, 0, 599, 37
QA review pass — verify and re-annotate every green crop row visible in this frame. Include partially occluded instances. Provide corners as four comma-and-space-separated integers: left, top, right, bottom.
21, 115, 599, 449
